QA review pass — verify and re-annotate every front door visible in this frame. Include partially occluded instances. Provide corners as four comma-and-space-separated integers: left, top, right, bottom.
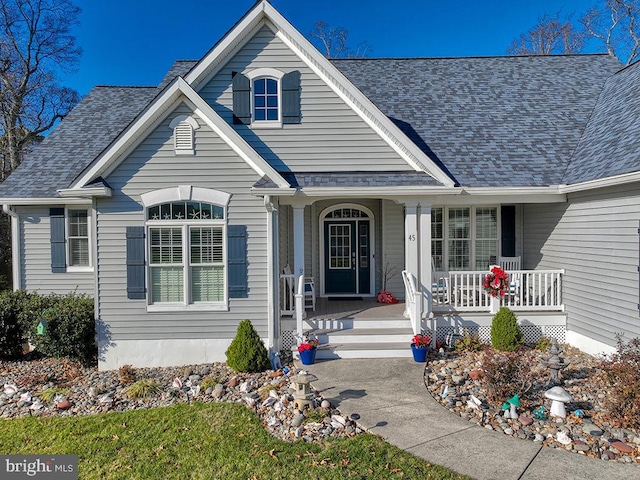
324, 219, 371, 295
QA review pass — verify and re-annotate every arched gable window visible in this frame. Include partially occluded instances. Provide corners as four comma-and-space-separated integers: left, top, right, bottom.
169, 115, 200, 155
232, 68, 301, 126
125, 186, 247, 311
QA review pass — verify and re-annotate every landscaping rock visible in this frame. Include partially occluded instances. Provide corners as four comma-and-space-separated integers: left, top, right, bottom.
423, 345, 640, 463
0, 357, 361, 445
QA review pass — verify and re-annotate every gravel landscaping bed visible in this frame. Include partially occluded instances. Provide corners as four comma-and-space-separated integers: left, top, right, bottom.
424, 345, 640, 464
0, 354, 362, 443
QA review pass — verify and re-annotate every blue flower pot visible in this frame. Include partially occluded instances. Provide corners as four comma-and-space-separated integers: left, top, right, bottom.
411, 344, 429, 362
299, 348, 317, 365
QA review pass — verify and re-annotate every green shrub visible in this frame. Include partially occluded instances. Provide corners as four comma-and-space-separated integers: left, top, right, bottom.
480, 349, 534, 406
0, 290, 27, 359
39, 387, 69, 403
600, 337, 640, 430
124, 379, 161, 399
534, 335, 552, 351
30, 293, 96, 366
454, 328, 484, 352
200, 376, 218, 391
225, 319, 270, 373
490, 307, 523, 352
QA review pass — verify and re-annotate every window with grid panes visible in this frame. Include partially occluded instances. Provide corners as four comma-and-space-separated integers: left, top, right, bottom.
475, 207, 498, 270
448, 208, 470, 270
68, 209, 89, 266
147, 201, 225, 305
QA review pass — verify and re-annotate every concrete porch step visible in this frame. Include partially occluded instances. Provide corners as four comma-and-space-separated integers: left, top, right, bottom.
314, 342, 414, 359
303, 317, 410, 330
314, 327, 414, 344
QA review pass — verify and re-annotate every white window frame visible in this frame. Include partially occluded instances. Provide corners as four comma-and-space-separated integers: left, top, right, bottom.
432, 206, 501, 271
168, 115, 200, 155
247, 68, 284, 129
66, 207, 92, 272
141, 186, 231, 312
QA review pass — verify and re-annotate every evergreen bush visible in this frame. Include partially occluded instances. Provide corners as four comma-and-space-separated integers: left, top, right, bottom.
30, 293, 96, 365
225, 319, 270, 373
0, 290, 27, 359
490, 307, 523, 352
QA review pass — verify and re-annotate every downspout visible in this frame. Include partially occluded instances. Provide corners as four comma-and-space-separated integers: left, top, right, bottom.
2, 204, 20, 291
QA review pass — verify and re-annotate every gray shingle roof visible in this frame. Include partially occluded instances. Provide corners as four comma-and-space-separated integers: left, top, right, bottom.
0, 86, 158, 198
0, 53, 628, 199
332, 55, 622, 187
563, 61, 640, 184
254, 171, 443, 188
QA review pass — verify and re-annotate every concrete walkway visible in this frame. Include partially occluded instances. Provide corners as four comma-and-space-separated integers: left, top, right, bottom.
300, 357, 639, 480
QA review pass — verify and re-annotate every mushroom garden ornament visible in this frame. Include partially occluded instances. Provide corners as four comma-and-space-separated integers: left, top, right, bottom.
502, 394, 521, 419
545, 386, 572, 418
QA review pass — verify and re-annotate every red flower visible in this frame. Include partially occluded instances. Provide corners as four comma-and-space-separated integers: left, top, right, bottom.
412, 334, 431, 348
297, 335, 319, 352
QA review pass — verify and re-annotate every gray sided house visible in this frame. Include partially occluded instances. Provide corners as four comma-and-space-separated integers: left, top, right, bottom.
1, 1, 639, 370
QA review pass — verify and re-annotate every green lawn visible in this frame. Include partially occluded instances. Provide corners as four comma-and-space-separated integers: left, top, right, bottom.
0, 402, 468, 479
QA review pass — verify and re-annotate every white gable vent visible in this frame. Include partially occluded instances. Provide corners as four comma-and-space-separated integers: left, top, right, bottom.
169, 115, 200, 155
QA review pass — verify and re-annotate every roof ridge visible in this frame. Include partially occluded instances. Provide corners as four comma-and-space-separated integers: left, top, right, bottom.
331, 53, 614, 62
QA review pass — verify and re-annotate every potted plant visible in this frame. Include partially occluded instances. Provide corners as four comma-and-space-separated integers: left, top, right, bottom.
298, 335, 319, 365
411, 333, 431, 362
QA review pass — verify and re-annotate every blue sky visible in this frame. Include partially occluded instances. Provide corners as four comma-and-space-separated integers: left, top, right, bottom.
64, 0, 599, 95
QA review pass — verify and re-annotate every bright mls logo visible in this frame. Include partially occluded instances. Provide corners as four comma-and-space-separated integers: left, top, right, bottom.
1, 455, 77, 479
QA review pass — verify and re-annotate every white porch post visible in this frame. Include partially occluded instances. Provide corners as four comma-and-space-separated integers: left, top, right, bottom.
292, 204, 306, 337
404, 201, 422, 332
265, 196, 279, 351
419, 203, 432, 319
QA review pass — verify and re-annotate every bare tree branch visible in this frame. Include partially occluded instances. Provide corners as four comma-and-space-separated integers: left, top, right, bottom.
508, 12, 586, 55
580, 0, 640, 65
310, 21, 371, 59
0, 0, 81, 175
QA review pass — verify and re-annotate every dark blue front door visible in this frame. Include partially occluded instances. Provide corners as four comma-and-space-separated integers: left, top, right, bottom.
324, 220, 371, 295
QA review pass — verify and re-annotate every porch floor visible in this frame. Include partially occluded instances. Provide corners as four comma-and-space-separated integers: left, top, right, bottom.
305, 297, 407, 321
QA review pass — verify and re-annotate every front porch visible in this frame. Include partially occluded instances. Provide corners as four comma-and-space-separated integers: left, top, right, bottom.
279, 277, 566, 359
273, 198, 567, 358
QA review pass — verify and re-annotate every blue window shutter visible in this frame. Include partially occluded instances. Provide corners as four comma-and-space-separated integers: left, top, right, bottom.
50, 208, 66, 273
126, 226, 146, 300
282, 70, 301, 124
232, 72, 251, 125
228, 225, 248, 298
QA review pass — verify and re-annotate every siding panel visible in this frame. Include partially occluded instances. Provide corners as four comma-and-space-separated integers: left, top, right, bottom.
523, 183, 640, 347
17, 207, 94, 295
199, 25, 412, 173
98, 104, 269, 341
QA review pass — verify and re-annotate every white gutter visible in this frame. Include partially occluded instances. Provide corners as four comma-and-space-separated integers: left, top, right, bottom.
461, 186, 562, 195
58, 186, 112, 198
559, 170, 640, 193
0, 197, 91, 206
2, 205, 20, 291
252, 186, 463, 198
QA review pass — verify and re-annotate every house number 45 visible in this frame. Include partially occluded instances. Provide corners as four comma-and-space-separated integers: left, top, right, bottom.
408, 234, 416, 241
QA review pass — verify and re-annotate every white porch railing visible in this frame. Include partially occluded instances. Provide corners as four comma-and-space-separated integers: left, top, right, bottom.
435, 269, 564, 312
401, 270, 421, 334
